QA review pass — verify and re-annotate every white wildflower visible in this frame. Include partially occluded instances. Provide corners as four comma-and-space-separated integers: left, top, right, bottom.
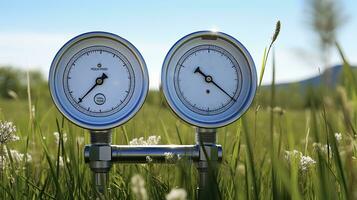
9, 149, 32, 162
129, 137, 137, 145
129, 135, 161, 146
164, 152, 182, 163
312, 142, 319, 149
334, 133, 342, 142
284, 150, 302, 162
58, 156, 64, 167
62, 132, 68, 143
177, 154, 182, 161
166, 188, 187, 200
11, 135, 20, 142
27, 153, 33, 162
272, 106, 285, 115
313, 143, 332, 155
10, 150, 23, 162
237, 164, 245, 175
53, 132, 59, 143
147, 135, 161, 145
146, 156, 153, 163
130, 174, 148, 200
0, 121, 19, 144
53, 132, 67, 145
300, 155, 316, 171
31, 105, 36, 118
7, 90, 18, 100
129, 137, 142, 145
0, 148, 32, 169
284, 150, 316, 172
164, 152, 174, 161
57, 156, 70, 167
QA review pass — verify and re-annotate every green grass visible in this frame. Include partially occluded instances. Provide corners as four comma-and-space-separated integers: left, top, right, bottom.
1, 87, 356, 199
0, 24, 356, 199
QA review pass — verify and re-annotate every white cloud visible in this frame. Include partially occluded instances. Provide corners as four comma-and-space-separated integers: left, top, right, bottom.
0, 32, 71, 77
0, 32, 167, 89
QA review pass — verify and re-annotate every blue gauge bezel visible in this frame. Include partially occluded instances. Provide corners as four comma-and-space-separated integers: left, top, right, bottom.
49, 32, 149, 130
161, 31, 257, 128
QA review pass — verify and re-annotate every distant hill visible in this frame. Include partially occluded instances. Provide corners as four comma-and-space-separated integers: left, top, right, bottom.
264, 65, 357, 90
258, 65, 357, 109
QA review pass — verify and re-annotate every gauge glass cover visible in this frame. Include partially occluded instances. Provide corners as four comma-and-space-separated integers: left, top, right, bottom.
161, 31, 257, 128
49, 32, 149, 130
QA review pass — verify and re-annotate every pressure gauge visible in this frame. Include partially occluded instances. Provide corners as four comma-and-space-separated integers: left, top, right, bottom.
161, 31, 257, 128
49, 32, 149, 130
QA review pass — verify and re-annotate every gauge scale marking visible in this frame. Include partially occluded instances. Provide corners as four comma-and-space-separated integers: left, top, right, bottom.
174, 44, 243, 116
64, 46, 135, 117
49, 32, 148, 130
162, 31, 257, 128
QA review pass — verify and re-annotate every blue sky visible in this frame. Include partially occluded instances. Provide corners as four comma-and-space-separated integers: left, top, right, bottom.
0, 0, 356, 89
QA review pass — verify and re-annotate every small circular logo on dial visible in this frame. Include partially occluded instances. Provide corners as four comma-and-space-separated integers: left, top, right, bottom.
63, 46, 135, 117
94, 93, 106, 105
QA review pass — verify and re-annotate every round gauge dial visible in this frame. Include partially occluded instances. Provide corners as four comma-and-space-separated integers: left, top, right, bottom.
64, 46, 135, 117
49, 32, 148, 130
175, 45, 242, 115
162, 31, 256, 128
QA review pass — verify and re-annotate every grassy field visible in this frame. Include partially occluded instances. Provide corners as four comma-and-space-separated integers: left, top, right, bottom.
0, 27, 357, 200
0, 81, 357, 200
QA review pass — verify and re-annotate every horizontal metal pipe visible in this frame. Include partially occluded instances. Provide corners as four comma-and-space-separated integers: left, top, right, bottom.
84, 144, 222, 164
111, 145, 199, 163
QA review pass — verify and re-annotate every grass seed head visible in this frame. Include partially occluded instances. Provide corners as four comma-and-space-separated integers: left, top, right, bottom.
53, 132, 67, 145
272, 20, 281, 44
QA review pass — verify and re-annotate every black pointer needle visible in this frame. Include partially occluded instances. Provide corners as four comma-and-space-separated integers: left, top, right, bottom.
194, 67, 236, 102
78, 73, 108, 103
211, 81, 236, 102
194, 66, 207, 77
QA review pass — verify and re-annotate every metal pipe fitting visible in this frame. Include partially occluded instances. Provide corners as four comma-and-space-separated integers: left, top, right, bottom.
84, 144, 222, 163
88, 130, 112, 197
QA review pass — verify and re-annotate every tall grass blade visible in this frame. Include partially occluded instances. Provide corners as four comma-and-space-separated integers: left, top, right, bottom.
242, 117, 259, 200
258, 20, 281, 88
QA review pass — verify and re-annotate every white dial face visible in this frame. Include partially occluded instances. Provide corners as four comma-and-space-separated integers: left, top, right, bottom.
174, 45, 242, 115
49, 32, 149, 130
64, 46, 134, 117
162, 31, 257, 128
